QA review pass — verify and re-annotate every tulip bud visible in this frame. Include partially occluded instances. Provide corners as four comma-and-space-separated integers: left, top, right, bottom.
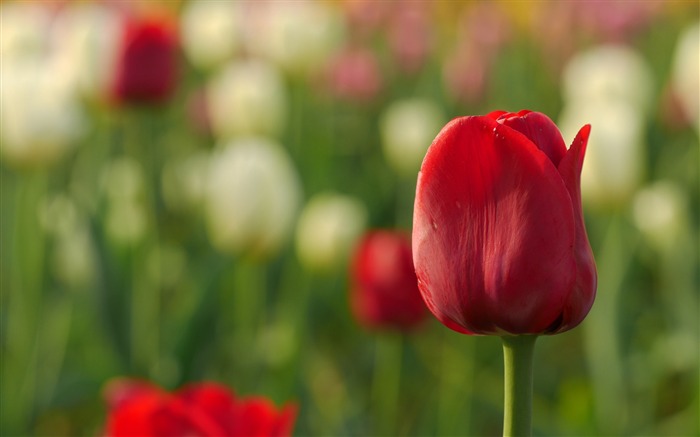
380, 98, 446, 176
324, 46, 383, 103
670, 22, 699, 132
558, 101, 645, 209
350, 230, 428, 331
1, 59, 86, 168
101, 158, 148, 246
295, 193, 367, 272
244, 0, 345, 77
413, 110, 597, 335
0, 2, 50, 61
204, 138, 302, 258
51, 3, 124, 100
180, 0, 242, 70
110, 13, 178, 105
562, 44, 654, 113
632, 181, 689, 251
206, 60, 287, 139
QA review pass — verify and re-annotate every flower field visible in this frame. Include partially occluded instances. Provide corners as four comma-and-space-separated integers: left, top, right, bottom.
1, 1, 698, 436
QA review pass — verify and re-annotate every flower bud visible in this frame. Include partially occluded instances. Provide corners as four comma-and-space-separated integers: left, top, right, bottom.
632, 181, 688, 251
51, 3, 124, 100
244, 1, 344, 77
1, 59, 86, 168
414, 110, 596, 335
110, 13, 179, 105
295, 193, 367, 272
670, 22, 699, 132
204, 138, 302, 258
180, 0, 242, 70
206, 60, 287, 139
350, 230, 427, 331
558, 101, 645, 209
562, 44, 654, 112
380, 98, 446, 176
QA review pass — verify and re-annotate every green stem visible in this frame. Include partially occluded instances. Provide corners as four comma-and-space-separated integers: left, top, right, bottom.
502, 335, 537, 437
372, 333, 403, 436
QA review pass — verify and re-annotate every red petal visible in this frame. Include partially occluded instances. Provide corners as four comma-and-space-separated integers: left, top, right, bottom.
177, 383, 238, 435
555, 125, 597, 332
232, 397, 293, 437
413, 116, 577, 334
497, 111, 567, 166
103, 391, 161, 436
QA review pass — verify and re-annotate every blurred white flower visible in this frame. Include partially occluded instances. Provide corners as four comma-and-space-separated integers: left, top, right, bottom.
161, 152, 210, 212
1, 59, 87, 168
38, 194, 80, 237
0, 2, 50, 61
51, 226, 97, 289
105, 199, 148, 246
51, 2, 123, 99
101, 157, 148, 246
295, 193, 367, 272
38, 193, 97, 288
632, 181, 688, 251
181, 0, 242, 69
559, 101, 645, 209
206, 60, 287, 139
205, 138, 302, 258
244, 0, 344, 76
379, 99, 446, 176
670, 22, 699, 131
562, 44, 654, 113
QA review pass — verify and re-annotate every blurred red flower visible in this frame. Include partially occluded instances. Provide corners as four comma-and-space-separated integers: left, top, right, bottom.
413, 110, 597, 335
102, 378, 297, 437
324, 47, 383, 103
350, 230, 427, 330
111, 14, 179, 105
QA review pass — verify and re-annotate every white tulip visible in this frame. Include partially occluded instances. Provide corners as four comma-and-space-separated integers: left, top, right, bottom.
632, 181, 688, 251
562, 45, 654, 112
181, 0, 242, 69
205, 138, 301, 258
50, 3, 123, 98
105, 198, 148, 246
206, 60, 287, 139
380, 99, 446, 176
1, 59, 86, 168
0, 2, 50, 61
51, 226, 97, 289
671, 22, 700, 131
100, 157, 148, 246
558, 101, 645, 209
295, 193, 367, 272
244, 0, 344, 76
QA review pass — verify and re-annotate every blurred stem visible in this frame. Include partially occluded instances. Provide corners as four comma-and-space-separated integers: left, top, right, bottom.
582, 214, 632, 435
501, 335, 537, 437
372, 333, 403, 436
437, 333, 474, 435
4, 171, 48, 434
229, 259, 266, 386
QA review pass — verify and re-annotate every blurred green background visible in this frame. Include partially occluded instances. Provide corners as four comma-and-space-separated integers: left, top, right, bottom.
1, 0, 698, 436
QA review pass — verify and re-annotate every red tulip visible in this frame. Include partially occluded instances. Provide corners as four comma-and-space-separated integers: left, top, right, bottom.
413, 110, 596, 335
111, 14, 179, 105
102, 378, 296, 437
350, 230, 428, 330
